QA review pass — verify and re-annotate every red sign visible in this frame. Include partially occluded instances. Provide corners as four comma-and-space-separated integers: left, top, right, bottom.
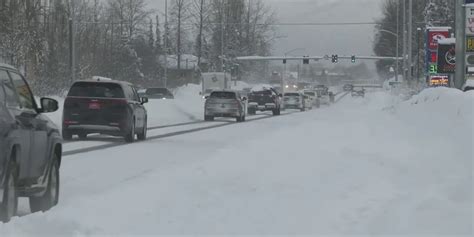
428, 30, 450, 50
430, 52, 437, 63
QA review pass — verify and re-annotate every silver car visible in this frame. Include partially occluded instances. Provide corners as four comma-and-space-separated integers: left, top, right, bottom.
204, 91, 247, 122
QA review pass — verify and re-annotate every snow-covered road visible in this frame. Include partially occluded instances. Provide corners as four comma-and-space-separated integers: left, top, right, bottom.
1, 88, 472, 236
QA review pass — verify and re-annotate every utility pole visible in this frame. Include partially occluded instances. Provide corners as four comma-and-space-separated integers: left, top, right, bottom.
164, 0, 168, 88
402, 0, 407, 81
395, 0, 399, 82
69, 0, 76, 82
455, 0, 467, 89
407, 0, 413, 84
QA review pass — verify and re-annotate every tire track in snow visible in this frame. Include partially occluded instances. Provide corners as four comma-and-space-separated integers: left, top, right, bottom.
63, 113, 293, 157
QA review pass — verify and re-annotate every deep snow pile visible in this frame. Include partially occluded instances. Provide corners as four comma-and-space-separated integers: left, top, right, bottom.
2, 88, 472, 235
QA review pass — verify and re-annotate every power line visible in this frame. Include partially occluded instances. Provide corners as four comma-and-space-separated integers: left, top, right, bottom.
74, 21, 381, 26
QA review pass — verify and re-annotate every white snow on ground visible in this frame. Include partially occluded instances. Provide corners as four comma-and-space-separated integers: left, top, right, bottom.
2, 88, 472, 236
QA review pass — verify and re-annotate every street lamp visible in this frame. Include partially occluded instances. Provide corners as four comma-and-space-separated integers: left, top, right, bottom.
378, 29, 400, 82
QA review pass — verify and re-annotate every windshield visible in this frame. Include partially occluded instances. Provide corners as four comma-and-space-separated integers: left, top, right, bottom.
2, 1, 468, 236
67, 82, 124, 98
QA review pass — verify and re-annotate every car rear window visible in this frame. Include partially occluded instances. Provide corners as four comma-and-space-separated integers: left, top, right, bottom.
68, 82, 124, 98
252, 90, 272, 96
284, 93, 299, 97
210, 91, 236, 99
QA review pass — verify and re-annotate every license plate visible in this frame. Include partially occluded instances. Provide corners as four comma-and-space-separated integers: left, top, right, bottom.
89, 102, 101, 109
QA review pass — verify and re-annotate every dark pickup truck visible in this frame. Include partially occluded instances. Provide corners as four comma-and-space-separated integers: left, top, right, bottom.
247, 89, 282, 116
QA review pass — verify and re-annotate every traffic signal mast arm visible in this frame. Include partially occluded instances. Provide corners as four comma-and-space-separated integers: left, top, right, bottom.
235, 55, 403, 61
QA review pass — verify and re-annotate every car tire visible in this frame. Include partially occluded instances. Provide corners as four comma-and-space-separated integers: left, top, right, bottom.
137, 117, 147, 141
248, 109, 256, 115
124, 119, 136, 143
300, 107, 305, 112
62, 129, 72, 141
29, 155, 59, 213
78, 132, 87, 140
204, 115, 214, 121
0, 159, 18, 223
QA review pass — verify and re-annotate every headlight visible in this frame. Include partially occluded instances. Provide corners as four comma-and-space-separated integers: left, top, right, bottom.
293, 85, 297, 88
285, 85, 289, 88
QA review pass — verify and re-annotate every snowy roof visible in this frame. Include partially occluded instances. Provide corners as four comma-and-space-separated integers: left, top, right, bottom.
438, 38, 456, 45
426, 26, 451, 31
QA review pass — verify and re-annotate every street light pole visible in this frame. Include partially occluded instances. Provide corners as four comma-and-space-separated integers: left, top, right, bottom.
396, 0, 399, 82
379, 29, 400, 81
407, 0, 413, 83
164, 0, 168, 88
455, 0, 466, 89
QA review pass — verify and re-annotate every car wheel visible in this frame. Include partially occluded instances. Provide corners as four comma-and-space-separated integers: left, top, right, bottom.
300, 107, 305, 112
124, 119, 136, 143
137, 117, 147, 141
29, 155, 59, 213
248, 109, 256, 115
77, 132, 87, 140
204, 115, 214, 121
62, 129, 72, 141
0, 159, 18, 223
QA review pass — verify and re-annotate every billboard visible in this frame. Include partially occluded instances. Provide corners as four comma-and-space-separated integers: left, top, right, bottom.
429, 75, 450, 87
427, 30, 450, 50
437, 43, 456, 74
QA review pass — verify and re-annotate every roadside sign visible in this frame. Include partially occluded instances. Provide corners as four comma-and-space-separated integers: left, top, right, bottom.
428, 30, 450, 50
467, 6, 474, 36
467, 36, 474, 52
467, 55, 474, 65
429, 75, 450, 87
437, 43, 456, 74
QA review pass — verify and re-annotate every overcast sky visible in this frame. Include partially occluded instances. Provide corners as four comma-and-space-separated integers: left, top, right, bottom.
146, 0, 383, 57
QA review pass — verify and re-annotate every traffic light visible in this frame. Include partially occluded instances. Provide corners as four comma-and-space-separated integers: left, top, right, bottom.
283, 59, 287, 64
303, 58, 309, 64
331, 55, 338, 63
351, 55, 356, 63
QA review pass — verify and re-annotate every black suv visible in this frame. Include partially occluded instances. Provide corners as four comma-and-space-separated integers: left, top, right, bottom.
0, 64, 62, 222
247, 89, 282, 115
63, 79, 148, 142
142, 87, 174, 99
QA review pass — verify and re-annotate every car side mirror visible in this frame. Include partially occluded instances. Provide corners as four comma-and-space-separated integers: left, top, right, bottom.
40, 97, 58, 113
141, 97, 149, 104
204, 96, 209, 99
